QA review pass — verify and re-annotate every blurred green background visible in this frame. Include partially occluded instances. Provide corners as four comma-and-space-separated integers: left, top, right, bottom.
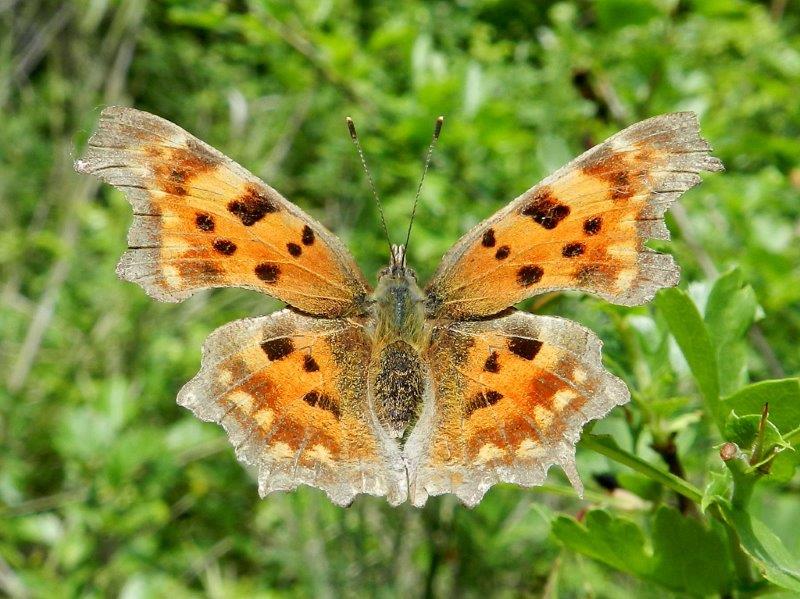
2, 0, 800, 596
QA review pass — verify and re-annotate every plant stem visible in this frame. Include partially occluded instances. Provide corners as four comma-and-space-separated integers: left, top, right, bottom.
580, 433, 703, 504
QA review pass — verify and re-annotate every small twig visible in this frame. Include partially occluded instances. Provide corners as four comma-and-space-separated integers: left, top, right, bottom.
2, 489, 87, 517
10, 2, 72, 86
770, 0, 787, 21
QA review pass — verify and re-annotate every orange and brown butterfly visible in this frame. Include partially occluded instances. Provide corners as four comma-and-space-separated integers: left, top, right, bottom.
75, 107, 722, 507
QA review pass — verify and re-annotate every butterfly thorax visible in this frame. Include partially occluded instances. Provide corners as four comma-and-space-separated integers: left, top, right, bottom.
368, 245, 428, 439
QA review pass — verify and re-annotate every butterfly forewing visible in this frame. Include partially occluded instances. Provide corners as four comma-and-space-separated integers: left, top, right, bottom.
425, 112, 723, 319
76, 106, 370, 317
177, 309, 407, 505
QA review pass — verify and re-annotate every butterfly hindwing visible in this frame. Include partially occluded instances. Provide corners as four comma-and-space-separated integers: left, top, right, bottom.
425, 112, 723, 319
76, 106, 370, 317
177, 309, 407, 505
404, 310, 629, 507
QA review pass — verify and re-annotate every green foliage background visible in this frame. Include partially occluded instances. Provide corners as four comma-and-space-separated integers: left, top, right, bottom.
2, 0, 800, 596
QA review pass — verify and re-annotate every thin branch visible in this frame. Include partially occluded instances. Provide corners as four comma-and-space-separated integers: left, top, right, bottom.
581, 433, 703, 504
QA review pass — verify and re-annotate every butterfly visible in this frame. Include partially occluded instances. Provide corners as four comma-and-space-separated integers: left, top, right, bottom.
75, 107, 722, 507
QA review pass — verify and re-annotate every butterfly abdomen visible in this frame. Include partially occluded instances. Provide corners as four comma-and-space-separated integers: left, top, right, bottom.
372, 341, 424, 438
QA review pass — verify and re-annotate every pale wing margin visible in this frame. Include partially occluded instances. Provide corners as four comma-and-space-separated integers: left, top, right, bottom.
176, 309, 407, 506
405, 311, 630, 507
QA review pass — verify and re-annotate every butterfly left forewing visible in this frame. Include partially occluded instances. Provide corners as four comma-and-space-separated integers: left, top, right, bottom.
404, 311, 628, 507
177, 309, 407, 505
76, 106, 370, 317
425, 112, 723, 319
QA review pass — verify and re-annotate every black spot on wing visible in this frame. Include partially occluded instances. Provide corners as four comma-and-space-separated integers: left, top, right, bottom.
483, 351, 500, 373
212, 239, 237, 255
521, 187, 570, 229
583, 216, 602, 235
228, 185, 278, 226
302, 390, 340, 419
195, 213, 215, 231
507, 337, 542, 360
254, 263, 280, 283
464, 390, 503, 417
516, 265, 543, 287
562, 242, 585, 258
303, 355, 319, 372
495, 245, 510, 260
301, 225, 315, 245
261, 337, 294, 361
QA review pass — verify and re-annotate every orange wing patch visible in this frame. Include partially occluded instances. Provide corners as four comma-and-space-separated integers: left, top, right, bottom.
75, 106, 370, 317
405, 311, 629, 507
177, 309, 407, 506
426, 112, 723, 319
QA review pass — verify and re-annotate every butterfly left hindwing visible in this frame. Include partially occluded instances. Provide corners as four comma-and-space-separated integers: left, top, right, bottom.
405, 311, 629, 507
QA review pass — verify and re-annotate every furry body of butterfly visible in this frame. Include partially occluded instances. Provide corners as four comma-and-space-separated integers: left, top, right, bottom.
369, 247, 428, 438
75, 107, 722, 507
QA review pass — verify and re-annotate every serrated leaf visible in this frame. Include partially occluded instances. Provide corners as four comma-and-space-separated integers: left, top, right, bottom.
552, 507, 734, 596
552, 510, 651, 576
723, 379, 800, 435
656, 288, 724, 428
650, 506, 733, 596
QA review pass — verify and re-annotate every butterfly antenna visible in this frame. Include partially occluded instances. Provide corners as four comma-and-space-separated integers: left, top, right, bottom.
346, 117, 393, 255
404, 116, 444, 251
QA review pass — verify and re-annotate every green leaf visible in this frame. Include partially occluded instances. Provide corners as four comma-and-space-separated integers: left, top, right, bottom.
616, 471, 662, 501
580, 434, 703, 503
552, 507, 734, 596
656, 288, 725, 429
705, 268, 759, 347
768, 449, 800, 483
721, 506, 800, 592
723, 412, 785, 451
551, 510, 652, 578
723, 379, 800, 435
650, 507, 734, 596
705, 269, 760, 396
702, 469, 733, 513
